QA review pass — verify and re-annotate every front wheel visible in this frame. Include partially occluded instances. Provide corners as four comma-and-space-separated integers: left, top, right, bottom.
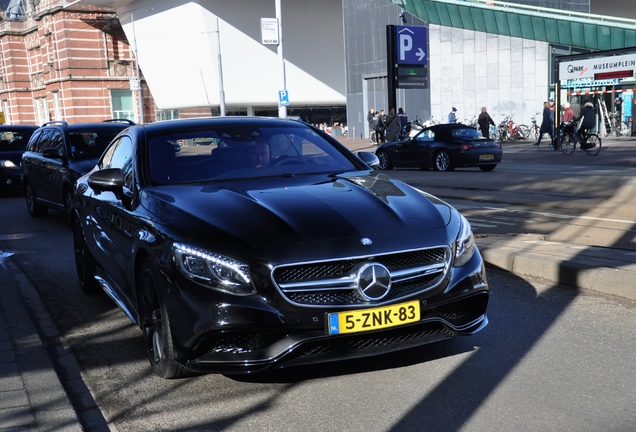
560, 133, 576, 155
138, 257, 188, 379
517, 124, 530, 139
585, 134, 601, 156
376, 150, 393, 170
433, 150, 454, 171
72, 216, 99, 294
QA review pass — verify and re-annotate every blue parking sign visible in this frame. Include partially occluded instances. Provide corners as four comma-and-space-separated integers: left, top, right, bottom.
396, 25, 428, 65
279, 90, 290, 106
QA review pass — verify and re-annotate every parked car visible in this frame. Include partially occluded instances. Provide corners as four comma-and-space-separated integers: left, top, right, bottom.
72, 116, 489, 379
21, 119, 135, 220
376, 123, 503, 172
0, 125, 39, 195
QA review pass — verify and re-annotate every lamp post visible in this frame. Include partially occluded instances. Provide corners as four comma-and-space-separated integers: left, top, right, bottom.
131, 14, 144, 124
276, 0, 287, 119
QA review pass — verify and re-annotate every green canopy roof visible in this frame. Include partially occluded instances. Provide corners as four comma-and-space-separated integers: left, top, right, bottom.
391, 0, 636, 50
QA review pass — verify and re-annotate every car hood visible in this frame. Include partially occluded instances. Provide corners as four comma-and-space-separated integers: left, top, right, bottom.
142, 171, 454, 258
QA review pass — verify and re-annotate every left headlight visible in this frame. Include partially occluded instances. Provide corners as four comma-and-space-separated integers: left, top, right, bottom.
454, 213, 475, 267
172, 243, 256, 296
0, 160, 17, 168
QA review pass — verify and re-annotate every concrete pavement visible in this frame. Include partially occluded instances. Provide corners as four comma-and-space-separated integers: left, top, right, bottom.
1, 133, 635, 432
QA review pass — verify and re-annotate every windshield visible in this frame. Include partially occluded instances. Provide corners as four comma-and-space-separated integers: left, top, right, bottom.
148, 124, 359, 184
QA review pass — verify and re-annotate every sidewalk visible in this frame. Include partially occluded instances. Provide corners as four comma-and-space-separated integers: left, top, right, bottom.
0, 135, 635, 432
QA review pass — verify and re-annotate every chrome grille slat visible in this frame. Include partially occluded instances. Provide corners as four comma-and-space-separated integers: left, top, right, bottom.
272, 246, 451, 307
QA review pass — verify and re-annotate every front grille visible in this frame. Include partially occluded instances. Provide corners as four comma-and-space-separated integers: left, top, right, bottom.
273, 246, 451, 307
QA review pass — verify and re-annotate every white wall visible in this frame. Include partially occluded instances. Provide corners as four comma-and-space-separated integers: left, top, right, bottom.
429, 24, 550, 127
116, 0, 346, 110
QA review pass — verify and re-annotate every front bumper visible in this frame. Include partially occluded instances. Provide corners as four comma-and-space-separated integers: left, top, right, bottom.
166, 249, 489, 375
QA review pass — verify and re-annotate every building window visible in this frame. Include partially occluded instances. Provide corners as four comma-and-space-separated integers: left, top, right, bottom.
111, 90, 135, 121
156, 109, 179, 121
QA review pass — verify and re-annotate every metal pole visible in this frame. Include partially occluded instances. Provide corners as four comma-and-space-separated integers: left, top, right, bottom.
131, 14, 144, 124
216, 17, 226, 116
276, 0, 287, 118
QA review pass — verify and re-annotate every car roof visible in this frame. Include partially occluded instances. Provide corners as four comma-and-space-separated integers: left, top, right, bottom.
38, 119, 135, 132
0, 124, 39, 131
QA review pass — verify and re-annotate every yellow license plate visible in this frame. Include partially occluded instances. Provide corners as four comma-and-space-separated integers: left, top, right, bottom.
479, 154, 494, 161
327, 300, 420, 335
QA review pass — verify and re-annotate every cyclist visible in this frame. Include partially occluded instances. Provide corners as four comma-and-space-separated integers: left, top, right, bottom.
574, 100, 596, 148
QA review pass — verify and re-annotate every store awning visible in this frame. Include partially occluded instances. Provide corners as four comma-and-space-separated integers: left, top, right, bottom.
391, 0, 636, 51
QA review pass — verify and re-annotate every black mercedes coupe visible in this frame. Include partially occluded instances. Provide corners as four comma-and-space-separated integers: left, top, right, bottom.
72, 117, 489, 378
376, 123, 502, 171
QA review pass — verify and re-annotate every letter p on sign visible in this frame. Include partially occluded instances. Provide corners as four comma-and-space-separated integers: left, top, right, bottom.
399, 34, 412, 61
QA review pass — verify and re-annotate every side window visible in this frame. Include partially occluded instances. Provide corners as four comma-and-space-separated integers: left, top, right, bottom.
26, 129, 43, 152
101, 136, 134, 190
33, 129, 54, 153
49, 130, 66, 157
416, 130, 434, 143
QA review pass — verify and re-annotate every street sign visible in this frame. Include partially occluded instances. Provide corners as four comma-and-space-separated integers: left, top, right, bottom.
395, 25, 427, 65
261, 18, 279, 45
278, 90, 290, 106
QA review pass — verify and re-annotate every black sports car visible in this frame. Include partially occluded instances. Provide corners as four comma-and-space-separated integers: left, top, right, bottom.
72, 117, 489, 379
376, 123, 502, 171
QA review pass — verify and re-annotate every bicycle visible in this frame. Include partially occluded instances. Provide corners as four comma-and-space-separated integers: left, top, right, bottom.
528, 113, 540, 141
559, 122, 601, 156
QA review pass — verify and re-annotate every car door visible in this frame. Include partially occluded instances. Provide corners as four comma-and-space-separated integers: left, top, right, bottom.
40, 129, 67, 205
399, 129, 435, 167
23, 128, 53, 200
85, 135, 137, 307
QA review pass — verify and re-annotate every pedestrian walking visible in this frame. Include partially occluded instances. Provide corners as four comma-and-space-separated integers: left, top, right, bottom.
385, 108, 400, 142
478, 107, 495, 139
376, 109, 386, 143
367, 107, 378, 139
562, 102, 574, 122
534, 101, 554, 147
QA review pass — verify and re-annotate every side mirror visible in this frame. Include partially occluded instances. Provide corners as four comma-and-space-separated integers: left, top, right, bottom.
42, 147, 67, 161
356, 151, 380, 169
87, 168, 124, 194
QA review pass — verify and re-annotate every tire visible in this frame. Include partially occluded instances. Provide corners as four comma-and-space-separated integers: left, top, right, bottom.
560, 133, 576, 155
585, 134, 601, 156
433, 150, 454, 171
72, 216, 99, 294
479, 164, 497, 172
376, 150, 393, 170
517, 124, 530, 139
370, 131, 377, 145
138, 257, 188, 379
25, 181, 48, 217
528, 126, 539, 141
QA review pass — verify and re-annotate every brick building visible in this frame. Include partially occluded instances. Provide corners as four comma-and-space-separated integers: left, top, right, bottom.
0, 1, 154, 125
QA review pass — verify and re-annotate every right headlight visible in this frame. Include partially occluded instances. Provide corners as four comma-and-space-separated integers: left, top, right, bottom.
454, 213, 475, 267
172, 243, 256, 295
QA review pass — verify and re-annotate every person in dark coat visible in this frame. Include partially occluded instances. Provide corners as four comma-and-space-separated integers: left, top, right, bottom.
385, 108, 401, 142
534, 101, 554, 147
477, 106, 495, 138
574, 100, 596, 147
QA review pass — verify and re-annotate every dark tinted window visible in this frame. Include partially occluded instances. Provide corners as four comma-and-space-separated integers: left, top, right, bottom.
69, 127, 124, 160
100, 135, 134, 189
48, 130, 66, 158
0, 129, 35, 152
33, 129, 54, 154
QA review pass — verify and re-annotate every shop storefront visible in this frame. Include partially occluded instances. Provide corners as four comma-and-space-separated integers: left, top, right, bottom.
556, 50, 636, 137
